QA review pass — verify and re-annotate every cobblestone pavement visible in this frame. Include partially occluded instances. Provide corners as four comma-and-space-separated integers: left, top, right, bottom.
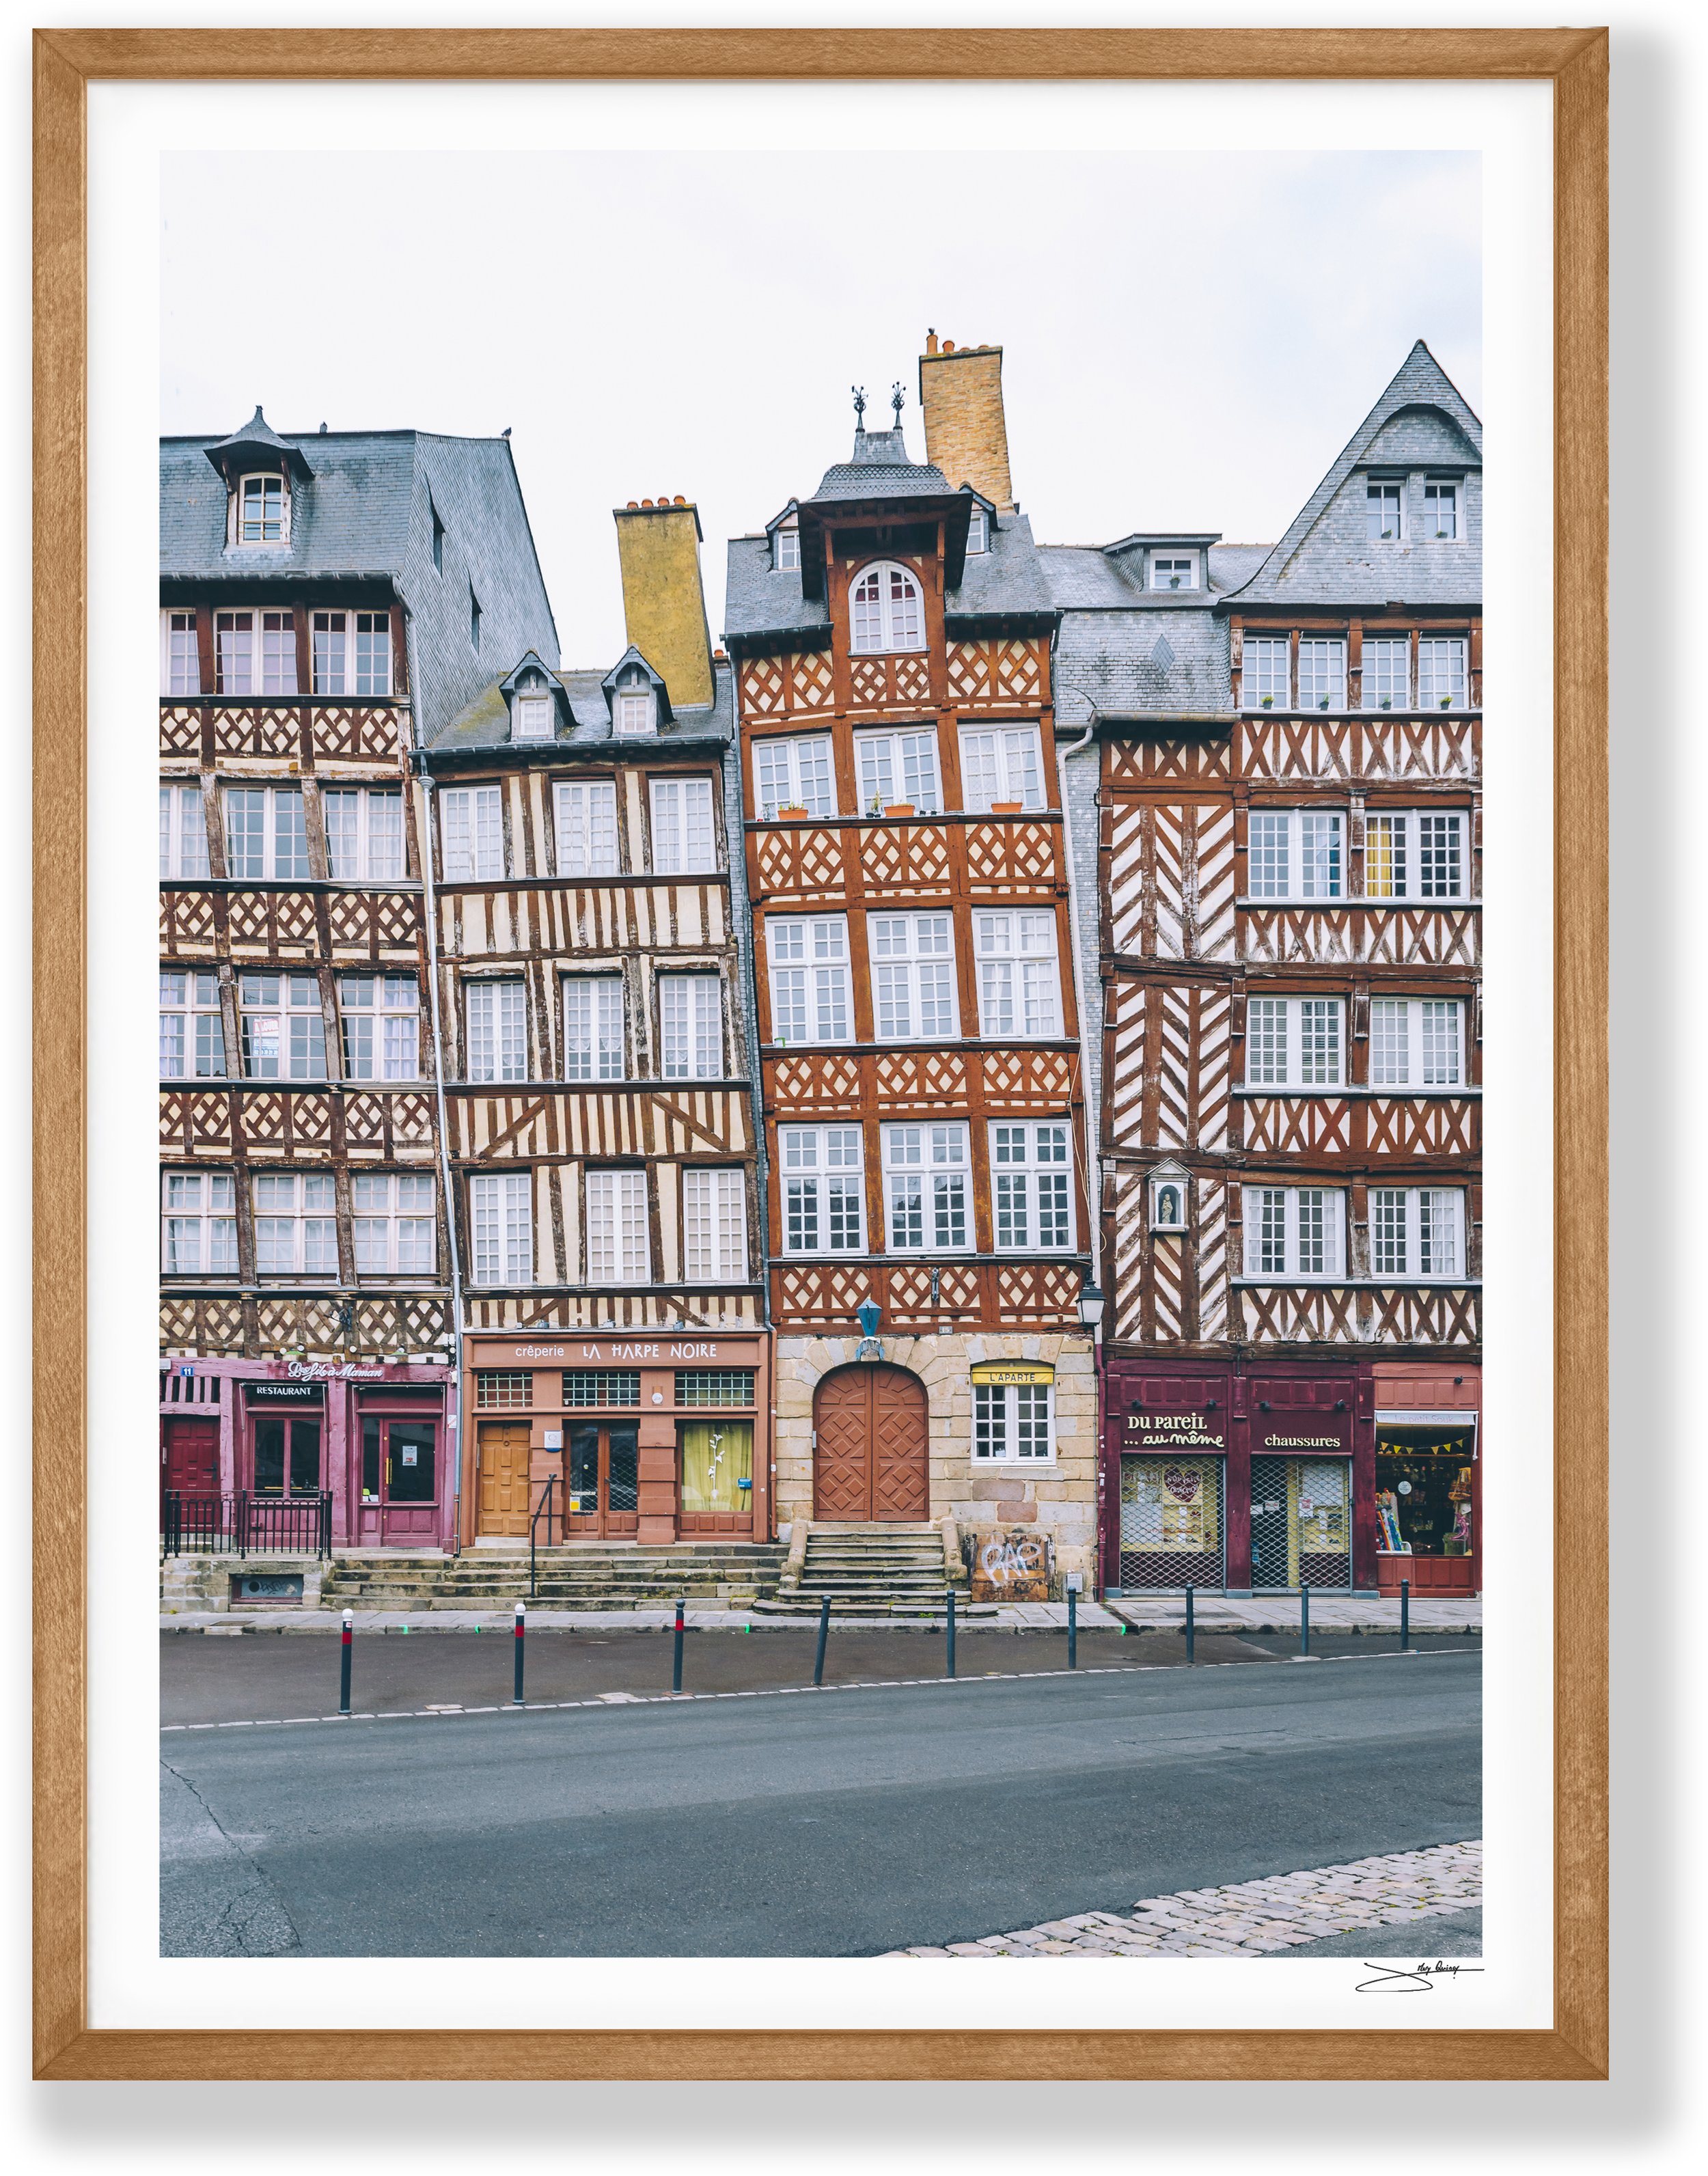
887, 1838, 1483, 1957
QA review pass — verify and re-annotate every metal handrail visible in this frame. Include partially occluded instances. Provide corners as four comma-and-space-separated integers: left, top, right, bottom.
528, 1473, 557, 1600
161, 1491, 333, 1560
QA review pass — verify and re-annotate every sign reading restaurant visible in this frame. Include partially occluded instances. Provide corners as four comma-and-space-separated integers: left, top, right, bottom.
472, 1334, 763, 1368
1125, 1410, 1226, 1450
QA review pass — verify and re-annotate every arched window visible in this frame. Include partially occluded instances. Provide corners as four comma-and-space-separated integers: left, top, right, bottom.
849, 561, 925, 655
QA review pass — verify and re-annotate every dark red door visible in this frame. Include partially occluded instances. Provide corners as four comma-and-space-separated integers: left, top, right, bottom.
161, 1418, 219, 1513
813, 1366, 928, 1521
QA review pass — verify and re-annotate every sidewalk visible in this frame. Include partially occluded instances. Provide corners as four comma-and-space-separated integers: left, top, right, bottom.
1105, 1594, 1482, 1636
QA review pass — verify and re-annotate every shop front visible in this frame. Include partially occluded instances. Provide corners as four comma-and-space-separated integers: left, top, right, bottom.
1101, 1363, 1233, 1595
1370, 1361, 1481, 1595
1246, 1366, 1359, 1594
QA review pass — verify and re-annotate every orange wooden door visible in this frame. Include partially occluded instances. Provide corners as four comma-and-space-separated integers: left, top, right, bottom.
872, 1366, 929, 1520
813, 1366, 928, 1521
478, 1422, 532, 1537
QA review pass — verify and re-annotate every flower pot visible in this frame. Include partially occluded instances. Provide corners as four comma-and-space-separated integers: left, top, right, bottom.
989, 800, 1024, 814
1260, 696, 1273, 708
777, 803, 808, 818
883, 803, 915, 818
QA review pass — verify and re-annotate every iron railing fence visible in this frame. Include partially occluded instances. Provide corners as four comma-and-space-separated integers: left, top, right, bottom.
162, 1490, 333, 1559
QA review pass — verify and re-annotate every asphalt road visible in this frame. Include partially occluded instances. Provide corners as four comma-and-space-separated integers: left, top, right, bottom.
161, 1648, 1480, 1959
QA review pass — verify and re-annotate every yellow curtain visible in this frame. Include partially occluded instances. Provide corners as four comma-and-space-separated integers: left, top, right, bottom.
680, 1421, 752, 1513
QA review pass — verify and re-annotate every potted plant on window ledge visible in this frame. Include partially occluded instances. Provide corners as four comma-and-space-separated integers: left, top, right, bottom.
776, 801, 808, 819
989, 800, 1024, 814
883, 802, 915, 818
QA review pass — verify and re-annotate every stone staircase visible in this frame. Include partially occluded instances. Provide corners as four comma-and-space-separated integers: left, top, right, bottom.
317, 1541, 787, 1613
751, 1521, 995, 1620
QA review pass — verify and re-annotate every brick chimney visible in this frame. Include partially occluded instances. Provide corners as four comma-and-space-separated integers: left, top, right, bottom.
919, 334, 1015, 511
611, 496, 715, 709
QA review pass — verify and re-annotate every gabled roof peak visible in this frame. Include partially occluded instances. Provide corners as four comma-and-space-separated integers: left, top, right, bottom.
202, 404, 315, 482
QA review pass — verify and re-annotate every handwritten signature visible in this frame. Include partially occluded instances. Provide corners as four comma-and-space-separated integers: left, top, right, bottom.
1355, 1960, 1484, 1994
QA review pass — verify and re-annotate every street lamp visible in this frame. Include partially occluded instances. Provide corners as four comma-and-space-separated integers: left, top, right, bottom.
855, 1298, 882, 1362
1077, 1276, 1105, 1334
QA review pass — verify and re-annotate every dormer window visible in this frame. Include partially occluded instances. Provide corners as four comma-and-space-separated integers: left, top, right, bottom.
1150, 553, 1196, 591
513, 678, 555, 741
1424, 480, 1459, 539
234, 473, 287, 547
615, 684, 655, 736
849, 561, 925, 655
776, 525, 801, 573
966, 509, 988, 555
1366, 480, 1404, 542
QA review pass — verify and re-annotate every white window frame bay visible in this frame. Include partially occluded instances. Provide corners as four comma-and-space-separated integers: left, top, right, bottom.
224, 786, 309, 881
353, 1172, 437, 1276
1368, 997, 1465, 1089
161, 1170, 237, 1276
882, 1123, 971, 1253
990, 1122, 1073, 1250
322, 787, 404, 881
868, 913, 956, 1041
1245, 808, 1345, 901
554, 778, 620, 877
587, 1168, 650, 1284
1243, 996, 1345, 1090
683, 1167, 748, 1281
659, 972, 724, 1079
767, 915, 851, 1045
975, 910, 1060, 1038
253, 1171, 338, 1278
649, 775, 717, 874
561, 974, 625, 1082
849, 560, 926, 654
754, 734, 836, 819
439, 784, 504, 880
1362, 810, 1468, 902
159, 782, 209, 877
856, 726, 941, 815
959, 724, 1044, 813
470, 1171, 534, 1286
1370, 1187, 1465, 1278
1242, 1185, 1347, 1280
466, 979, 529, 1083
779, 1125, 865, 1255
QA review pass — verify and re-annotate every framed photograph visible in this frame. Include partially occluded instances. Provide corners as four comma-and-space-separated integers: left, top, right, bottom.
34, 25, 1607, 2083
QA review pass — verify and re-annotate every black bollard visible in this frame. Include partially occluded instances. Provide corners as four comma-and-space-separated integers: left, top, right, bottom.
1300, 1581, 1311, 1657
339, 1606, 353, 1713
813, 1592, 830, 1687
946, 1586, 956, 1679
1185, 1583, 1195, 1665
1067, 1583, 1077, 1669
513, 1600, 525, 1703
1400, 1577, 1410, 1653
672, 1597, 685, 1693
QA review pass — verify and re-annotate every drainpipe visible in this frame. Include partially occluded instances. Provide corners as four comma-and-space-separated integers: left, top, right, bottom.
414, 758, 468, 1558
1054, 700, 1103, 1591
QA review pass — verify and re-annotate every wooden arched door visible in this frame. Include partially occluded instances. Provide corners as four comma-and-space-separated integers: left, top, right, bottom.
813, 1364, 929, 1521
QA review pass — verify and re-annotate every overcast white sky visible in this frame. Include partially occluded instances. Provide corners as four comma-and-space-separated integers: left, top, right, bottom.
161, 148, 1479, 667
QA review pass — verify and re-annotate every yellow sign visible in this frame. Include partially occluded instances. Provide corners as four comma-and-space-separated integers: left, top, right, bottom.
969, 1362, 1055, 1387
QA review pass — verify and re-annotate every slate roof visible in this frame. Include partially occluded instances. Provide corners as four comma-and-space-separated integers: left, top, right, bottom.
1036, 541, 1270, 614
430, 656, 734, 755
1053, 607, 1231, 726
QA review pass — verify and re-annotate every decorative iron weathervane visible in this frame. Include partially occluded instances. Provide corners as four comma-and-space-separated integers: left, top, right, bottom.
851, 385, 867, 426
891, 381, 906, 424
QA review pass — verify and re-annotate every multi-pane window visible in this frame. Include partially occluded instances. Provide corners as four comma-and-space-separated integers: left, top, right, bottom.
1368, 999, 1464, 1088
1243, 997, 1344, 1088
1363, 810, 1466, 900
554, 780, 619, 877
1296, 638, 1347, 711
1243, 635, 1291, 708
883, 1124, 969, 1252
1362, 637, 1411, 710
965, 509, 988, 555
660, 974, 723, 1078
677, 1369, 755, 1406
340, 974, 419, 1080
1423, 480, 1459, 539
215, 609, 297, 696
775, 525, 801, 571
754, 734, 836, 818
159, 969, 225, 1078
161, 1172, 237, 1276
1245, 809, 1343, 900
512, 690, 555, 741
466, 980, 528, 1082
312, 610, 391, 696
159, 784, 209, 878
974, 1381, 1053, 1461
975, 911, 1060, 1037
163, 610, 200, 695
960, 726, 1044, 812
236, 473, 286, 544
683, 1168, 748, 1280
1243, 1186, 1346, 1278
587, 1169, 650, 1283
439, 785, 504, 879
1417, 637, 1468, 709
768, 915, 851, 1044
240, 973, 327, 1079
1366, 480, 1404, 540
615, 687, 655, 735
353, 1173, 437, 1274
1150, 554, 1197, 590
991, 1123, 1073, 1250
475, 1369, 531, 1409
649, 777, 716, 873
1370, 1187, 1464, 1277
253, 1172, 338, 1276
323, 788, 404, 881
224, 787, 309, 880
780, 1127, 865, 1254
562, 976, 624, 1082
856, 728, 941, 815
564, 1371, 641, 1407
869, 915, 956, 1041
469, 1172, 533, 1284
849, 560, 925, 652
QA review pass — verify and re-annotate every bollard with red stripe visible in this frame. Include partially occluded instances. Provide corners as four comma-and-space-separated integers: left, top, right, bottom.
339, 1608, 353, 1714
513, 1599, 526, 1704
672, 1597, 685, 1694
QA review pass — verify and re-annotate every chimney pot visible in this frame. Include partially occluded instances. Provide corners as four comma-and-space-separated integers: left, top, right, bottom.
942, 340, 955, 353
627, 500, 639, 510
641, 498, 653, 507
926, 330, 939, 354
674, 495, 687, 506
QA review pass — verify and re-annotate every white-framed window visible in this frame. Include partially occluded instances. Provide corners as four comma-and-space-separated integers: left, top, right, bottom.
587, 1168, 650, 1283
467, 980, 528, 1082
159, 969, 226, 1078
965, 508, 988, 555
553, 779, 619, 877
224, 786, 308, 880
1417, 637, 1468, 710
857, 728, 941, 815
1366, 479, 1404, 541
162, 609, 200, 696
1243, 635, 1291, 709
234, 472, 287, 546
1246, 809, 1344, 900
1296, 637, 1347, 711
323, 788, 404, 881
253, 1171, 338, 1276
960, 725, 1044, 813
883, 1123, 970, 1252
768, 915, 851, 1044
973, 1380, 1053, 1461
215, 609, 297, 696
849, 560, 926, 653
683, 1168, 747, 1280
512, 686, 555, 741
1362, 636, 1411, 711
780, 1126, 865, 1254
615, 686, 655, 736
1368, 998, 1464, 1089
991, 1121, 1073, 1250
1364, 810, 1467, 901
1370, 1187, 1464, 1278
975, 910, 1060, 1038
660, 973, 723, 1079
162, 1170, 237, 1276
353, 1172, 437, 1275
775, 525, 801, 572
239, 972, 327, 1079
1243, 1185, 1346, 1278
869, 913, 956, 1041
469, 1171, 533, 1285
340, 974, 419, 1080
439, 784, 504, 879
562, 976, 625, 1082
649, 776, 716, 873
1243, 996, 1345, 1088
312, 610, 391, 696
1423, 480, 1459, 540
1150, 553, 1197, 591
159, 783, 209, 878
754, 734, 836, 819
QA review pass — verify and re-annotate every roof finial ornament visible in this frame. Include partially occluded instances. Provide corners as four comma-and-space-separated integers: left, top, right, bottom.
851, 385, 866, 428
891, 381, 906, 425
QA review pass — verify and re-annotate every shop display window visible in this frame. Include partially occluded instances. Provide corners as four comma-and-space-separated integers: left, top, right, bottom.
1375, 1426, 1476, 1558
680, 1419, 754, 1515
1118, 1455, 1224, 1590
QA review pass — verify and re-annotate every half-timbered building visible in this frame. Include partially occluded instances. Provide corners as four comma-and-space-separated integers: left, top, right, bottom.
159, 412, 557, 1562
1047, 343, 1483, 1600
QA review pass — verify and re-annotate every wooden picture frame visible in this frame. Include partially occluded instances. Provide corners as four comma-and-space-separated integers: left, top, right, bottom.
33, 25, 1608, 2083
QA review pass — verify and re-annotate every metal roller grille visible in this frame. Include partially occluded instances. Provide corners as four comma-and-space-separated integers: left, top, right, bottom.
1118, 1454, 1226, 1591
1250, 1456, 1352, 1591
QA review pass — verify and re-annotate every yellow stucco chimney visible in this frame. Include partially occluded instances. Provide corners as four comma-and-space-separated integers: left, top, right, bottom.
919, 335, 1015, 511
611, 497, 715, 710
